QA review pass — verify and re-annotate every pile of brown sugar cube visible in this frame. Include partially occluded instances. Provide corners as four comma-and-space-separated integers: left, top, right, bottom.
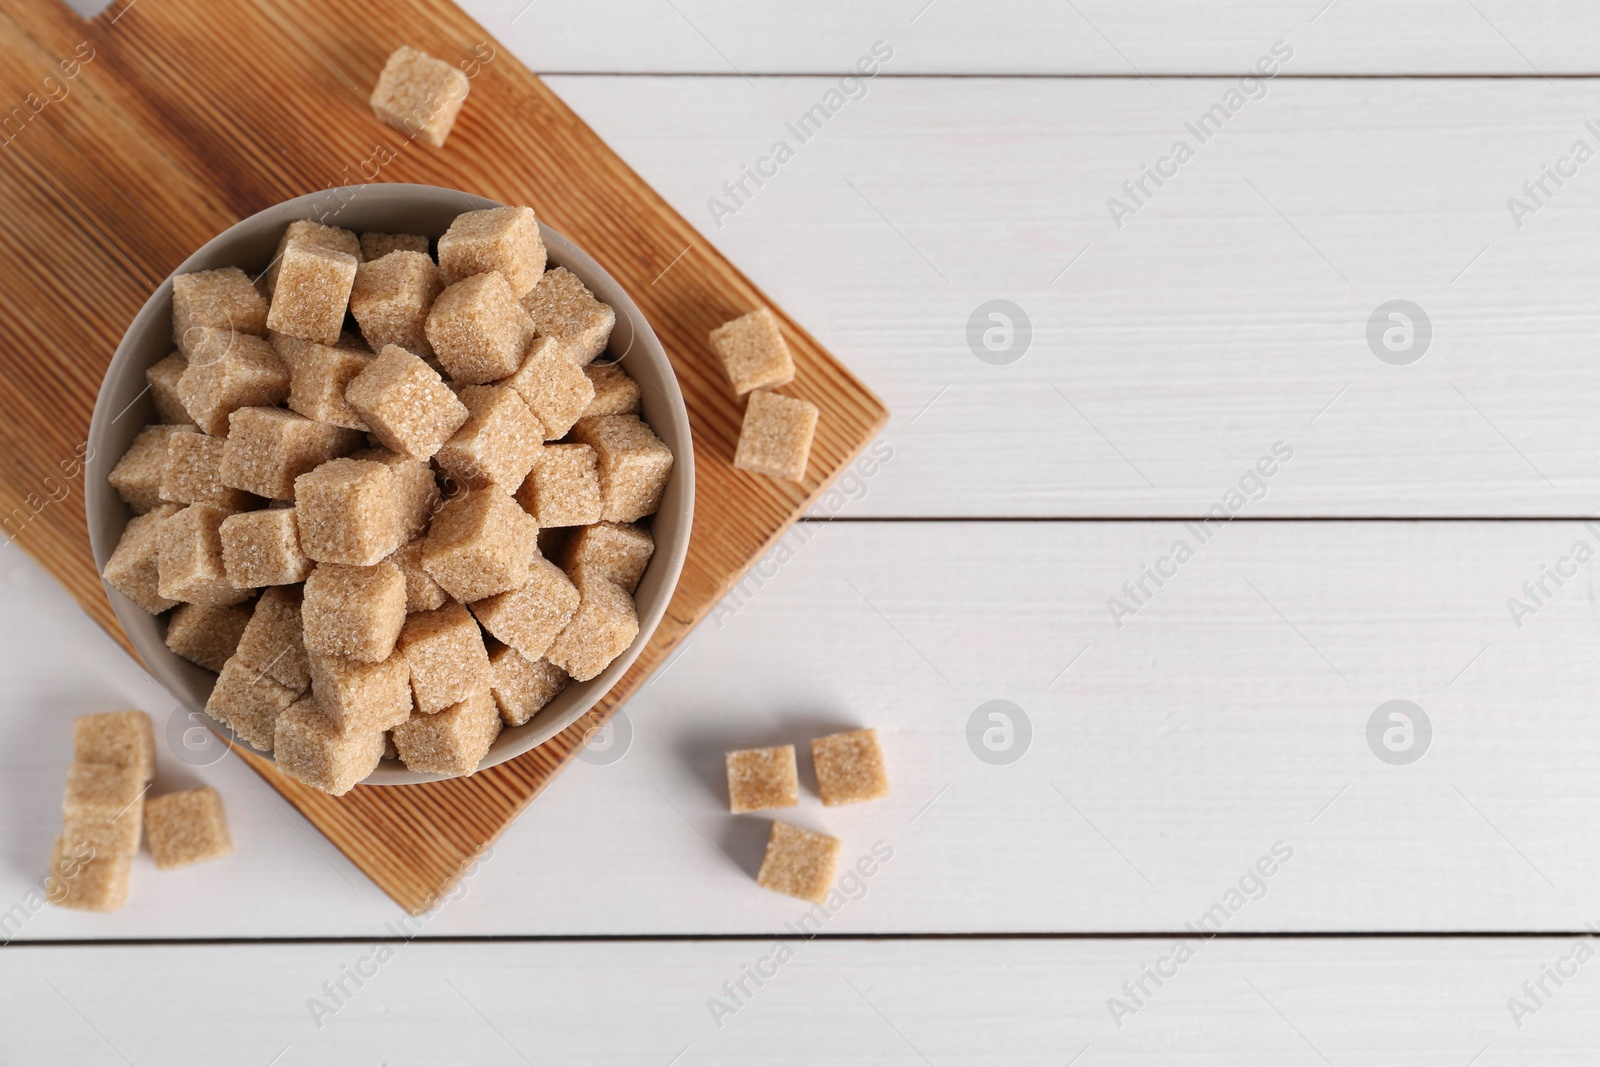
102, 203, 673, 795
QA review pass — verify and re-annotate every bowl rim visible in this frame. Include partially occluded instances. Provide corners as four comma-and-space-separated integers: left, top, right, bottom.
85, 182, 694, 787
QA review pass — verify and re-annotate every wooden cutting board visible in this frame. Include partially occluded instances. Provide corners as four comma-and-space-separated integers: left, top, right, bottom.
0, 0, 886, 913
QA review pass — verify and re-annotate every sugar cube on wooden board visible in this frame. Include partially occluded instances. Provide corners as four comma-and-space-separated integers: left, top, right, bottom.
734, 390, 819, 482
369, 46, 470, 149
710, 307, 795, 396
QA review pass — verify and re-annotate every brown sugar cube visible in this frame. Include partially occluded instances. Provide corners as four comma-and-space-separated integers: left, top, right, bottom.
273, 696, 385, 795
294, 458, 406, 566
756, 821, 841, 904
234, 586, 310, 690
544, 577, 638, 682
487, 645, 569, 726
350, 250, 444, 358
571, 415, 674, 522
435, 384, 544, 490
811, 728, 890, 806
47, 838, 132, 912
102, 504, 182, 614
220, 406, 361, 501
470, 556, 579, 661
361, 232, 431, 261
425, 271, 534, 385
206, 655, 304, 750
147, 352, 191, 423
392, 687, 501, 776
517, 444, 602, 528
399, 601, 490, 714
710, 307, 795, 396
73, 710, 156, 782
503, 335, 594, 440
307, 649, 413, 733
267, 240, 359, 345
438, 206, 546, 296
109, 424, 192, 514
145, 787, 233, 870
61, 812, 140, 861
582, 361, 642, 418
734, 390, 818, 482
220, 507, 312, 587
521, 267, 615, 365
389, 539, 448, 613
175, 334, 290, 435
420, 487, 539, 602
726, 745, 799, 813
160, 429, 256, 511
164, 601, 252, 671
302, 561, 406, 662
559, 521, 654, 593
63, 762, 146, 825
286, 342, 375, 430
351, 447, 439, 542
345, 344, 470, 460
184, 326, 264, 368
370, 45, 471, 149
158, 504, 252, 607
172, 267, 269, 356
264, 220, 361, 295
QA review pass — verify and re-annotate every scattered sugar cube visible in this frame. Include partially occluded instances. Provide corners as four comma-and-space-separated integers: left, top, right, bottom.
421, 487, 539, 602
63, 762, 146, 824
425, 271, 533, 385
756, 821, 840, 904
558, 521, 654, 593
345, 344, 469, 460
145, 787, 233, 870
350, 250, 443, 357
544, 577, 638, 682
470, 556, 579, 661
158, 504, 252, 607
266, 240, 359, 345
110, 425, 192, 514
219, 406, 362, 500
175, 333, 290, 435
72, 711, 155, 782
504, 336, 594, 439
102, 504, 182, 614
61, 812, 140, 861
361, 232, 430, 261
370, 46, 471, 149
811, 728, 890, 806
165, 601, 252, 671
265, 220, 360, 295
399, 601, 490, 714
435, 384, 544, 490
390, 538, 448, 613
571, 415, 674, 522
160, 429, 256, 510
734, 390, 818, 482
294, 458, 407, 566
487, 645, 569, 726
517, 444, 602, 528
726, 745, 799, 814
147, 353, 191, 423
307, 649, 413, 733
48, 838, 132, 912
438, 206, 546, 296
521, 267, 615, 365
172, 267, 268, 357
273, 696, 385, 795
392, 687, 501, 776
582, 362, 642, 418
234, 586, 310, 690
352, 447, 439, 543
206, 655, 304, 750
710, 307, 795, 395
286, 342, 375, 429
220, 507, 312, 587
302, 561, 406, 662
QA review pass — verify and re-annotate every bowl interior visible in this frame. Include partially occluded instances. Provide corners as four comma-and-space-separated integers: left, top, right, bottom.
86, 184, 693, 786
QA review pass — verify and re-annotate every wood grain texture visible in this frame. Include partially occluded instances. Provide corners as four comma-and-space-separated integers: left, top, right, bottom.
0, 0, 884, 913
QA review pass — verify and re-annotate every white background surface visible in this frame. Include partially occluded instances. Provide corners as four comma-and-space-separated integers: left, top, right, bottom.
8, 0, 1600, 1061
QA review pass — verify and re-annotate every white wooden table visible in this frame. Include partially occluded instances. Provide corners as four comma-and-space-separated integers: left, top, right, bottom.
8, 1, 1600, 1061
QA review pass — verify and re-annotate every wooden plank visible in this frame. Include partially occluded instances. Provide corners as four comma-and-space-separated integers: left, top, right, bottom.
6, 519, 1598, 937
0, 0, 884, 913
